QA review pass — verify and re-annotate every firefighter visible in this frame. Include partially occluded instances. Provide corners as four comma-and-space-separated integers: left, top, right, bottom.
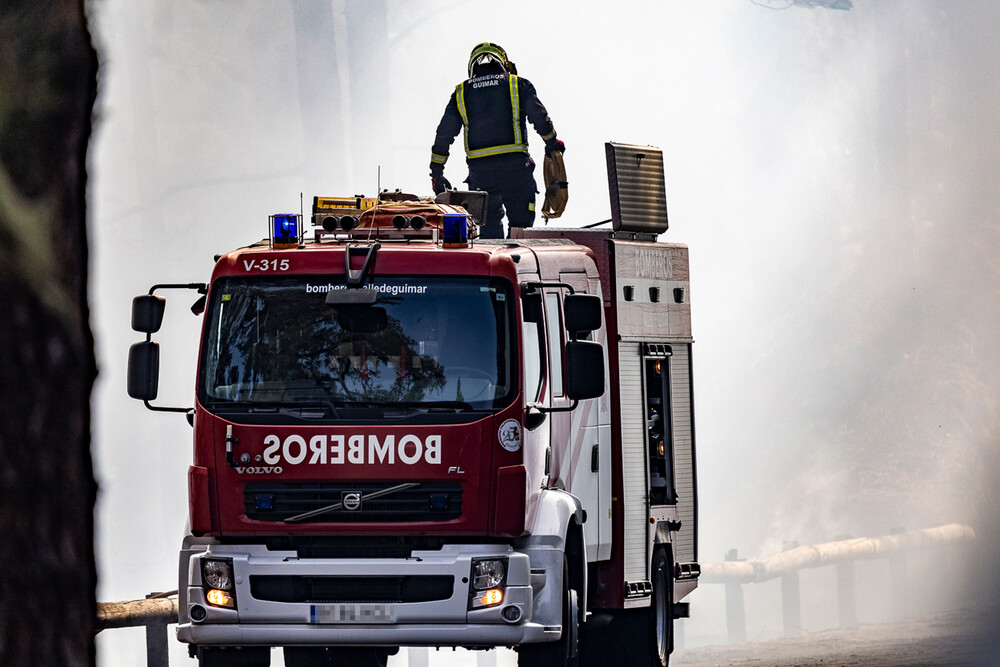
429, 42, 565, 239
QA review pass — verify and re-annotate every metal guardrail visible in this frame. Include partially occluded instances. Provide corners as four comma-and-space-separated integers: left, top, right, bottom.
696, 523, 976, 643
97, 524, 976, 663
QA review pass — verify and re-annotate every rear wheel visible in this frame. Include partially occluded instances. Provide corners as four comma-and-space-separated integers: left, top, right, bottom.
649, 548, 674, 666
579, 547, 673, 667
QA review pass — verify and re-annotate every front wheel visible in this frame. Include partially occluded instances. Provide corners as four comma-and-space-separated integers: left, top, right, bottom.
518, 557, 580, 667
282, 646, 390, 667
282, 647, 327, 667
197, 646, 270, 667
327, 648, 390, 667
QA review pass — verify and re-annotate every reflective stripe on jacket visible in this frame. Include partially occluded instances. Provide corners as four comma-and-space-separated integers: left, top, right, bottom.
431, 74, 556, 167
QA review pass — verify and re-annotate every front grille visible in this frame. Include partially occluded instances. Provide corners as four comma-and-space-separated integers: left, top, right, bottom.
244, 481, 462, 523
250, 575, 454, 603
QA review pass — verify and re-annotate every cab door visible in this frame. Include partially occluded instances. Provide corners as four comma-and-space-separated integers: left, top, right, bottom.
544, 272, 611, 562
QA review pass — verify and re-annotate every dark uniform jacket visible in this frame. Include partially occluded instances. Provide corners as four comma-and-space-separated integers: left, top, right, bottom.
431, 73, 557, 171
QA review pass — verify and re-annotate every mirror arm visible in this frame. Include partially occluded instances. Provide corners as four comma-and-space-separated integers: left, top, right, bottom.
520, 280, 575, 298
345, 242, 380, 287
143, 399, 192, 414
149, 282, 207, 296
527, 400, 579, 415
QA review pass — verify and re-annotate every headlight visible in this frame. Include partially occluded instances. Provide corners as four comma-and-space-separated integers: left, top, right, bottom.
202, 559, 234, 591
472, 559, 506, 591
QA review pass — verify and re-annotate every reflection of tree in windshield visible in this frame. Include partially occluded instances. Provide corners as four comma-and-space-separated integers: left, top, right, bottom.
202, 276, 510, 409
297, 304, 447, 403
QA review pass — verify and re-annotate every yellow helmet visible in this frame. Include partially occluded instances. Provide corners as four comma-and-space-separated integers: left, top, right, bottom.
468, 42, 510, 77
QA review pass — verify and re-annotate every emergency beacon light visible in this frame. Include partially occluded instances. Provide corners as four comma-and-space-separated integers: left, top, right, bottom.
270, 213, 301, 249
442, 213, 469, 248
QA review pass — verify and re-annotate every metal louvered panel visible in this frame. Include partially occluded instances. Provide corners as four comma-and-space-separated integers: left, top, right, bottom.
671, 344, 697, 563
619, 342, 648, 583
605, 142, 669, 234
244, 481, 462, 523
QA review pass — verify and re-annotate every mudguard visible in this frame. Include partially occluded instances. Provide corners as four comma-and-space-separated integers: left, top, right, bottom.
517, 488, 587, 636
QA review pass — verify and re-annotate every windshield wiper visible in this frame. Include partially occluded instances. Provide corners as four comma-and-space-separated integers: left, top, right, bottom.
398, 400, 477, 413
208, 398, 480, 417
208, 400, 340, 419
347, 400, 478, 413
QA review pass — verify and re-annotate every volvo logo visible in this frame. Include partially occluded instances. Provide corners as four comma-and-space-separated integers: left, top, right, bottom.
342, 492, 362, 511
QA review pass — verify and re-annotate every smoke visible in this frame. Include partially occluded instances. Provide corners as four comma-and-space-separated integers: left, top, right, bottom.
88, 1, 1000, 663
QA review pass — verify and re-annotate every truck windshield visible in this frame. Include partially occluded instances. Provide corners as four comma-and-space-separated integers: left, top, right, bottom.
199, 275, 515, 415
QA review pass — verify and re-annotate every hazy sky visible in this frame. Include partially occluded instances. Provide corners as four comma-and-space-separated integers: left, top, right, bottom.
88, 1, 1000, 664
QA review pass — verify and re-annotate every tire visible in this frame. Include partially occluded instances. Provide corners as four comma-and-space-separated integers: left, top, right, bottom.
649, 548, 674, 666
579, 548, 673, 667
326, 647, 389, 667
283, 646, 390, 667
197, 646, 270, 667
518, 557, 580, 667
283, 646, 329, 667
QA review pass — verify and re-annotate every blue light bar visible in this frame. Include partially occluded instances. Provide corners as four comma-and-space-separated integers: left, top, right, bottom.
442, 213, 468, 248
270, 213, 300, 248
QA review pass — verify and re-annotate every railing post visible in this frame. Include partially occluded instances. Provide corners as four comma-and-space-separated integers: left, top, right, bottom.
724, 548, 746, 644
145, 593, 170, 667
836, 558, 857, 628
889, 526, 909, 620
834, 534, 857, 628
780, 541, 801, 637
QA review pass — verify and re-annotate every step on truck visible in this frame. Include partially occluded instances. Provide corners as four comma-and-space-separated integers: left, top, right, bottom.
127, 142, 699, 667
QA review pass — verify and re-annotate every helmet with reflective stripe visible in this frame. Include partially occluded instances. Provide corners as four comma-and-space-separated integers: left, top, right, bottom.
468, 42, 509, 77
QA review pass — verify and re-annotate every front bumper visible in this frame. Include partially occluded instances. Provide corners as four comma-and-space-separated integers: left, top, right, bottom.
177, 541, 559, 648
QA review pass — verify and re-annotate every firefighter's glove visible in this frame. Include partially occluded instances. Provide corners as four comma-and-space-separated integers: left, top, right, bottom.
429, 164, 451, 194
431, 174, 452, 195
545, 138, 566, 157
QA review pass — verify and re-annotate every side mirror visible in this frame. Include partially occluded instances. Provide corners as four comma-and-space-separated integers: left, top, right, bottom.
564, 293, 602, 335
127, 341, 160, 401
525, 406, 547, 431
522, 292, 543, 324
191, 294, 207, 315
131, 295, 166, 333
128, 283, 204, 414
565, 340, 604, 401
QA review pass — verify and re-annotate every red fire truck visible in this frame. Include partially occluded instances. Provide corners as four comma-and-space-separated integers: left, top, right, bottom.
128, 143, 699, 667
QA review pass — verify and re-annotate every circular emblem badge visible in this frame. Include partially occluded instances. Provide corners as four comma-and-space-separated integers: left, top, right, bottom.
498, 419, 522, 452
342, 492, 362, 511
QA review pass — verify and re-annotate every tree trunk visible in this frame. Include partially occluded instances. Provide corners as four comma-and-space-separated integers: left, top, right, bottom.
0, 1, 98, 665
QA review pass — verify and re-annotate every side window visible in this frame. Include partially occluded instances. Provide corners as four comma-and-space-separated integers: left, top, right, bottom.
645, 353, 677, 505
544, 292, 564, 397
522, 293, 545, 402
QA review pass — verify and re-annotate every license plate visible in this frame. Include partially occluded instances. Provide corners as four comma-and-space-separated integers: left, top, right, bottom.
310, 603, 395, 624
